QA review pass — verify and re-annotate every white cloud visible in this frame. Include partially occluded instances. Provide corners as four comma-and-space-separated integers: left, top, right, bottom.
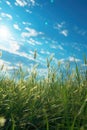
78, 30, 86, 36
15, 0, 27, 7
9, 40, 20, 52
68, 56, 81, 62
50, 45, 56, 49
30, 0, 35, 4
6, 1, 12, 7
58, 45, 64, 50
17, 51, 34, 60
15, 0, 35, 7
0, 38, 34, 62
27, 38, 35, 45
21, 27, 43, 38
35, 41, 42, 45
0, 39, 36, 62
74, 26, 87, 36
50, 44, 64, 50
73, 45, 81, 52
1, 12, 12, 20
13, 24, 21, 31
26, 38, 42, 46
0, 40, 19, 54
0, 59, 10, 66
22, 21, 32, 25
60, 30, 68, 37
40, 49, 50, 55
25, 9, 32, 14
54, 22, 65, 30
54, 21, 68, 37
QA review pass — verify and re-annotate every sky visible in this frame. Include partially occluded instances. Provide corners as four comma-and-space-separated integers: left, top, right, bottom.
0, 0, 87, 76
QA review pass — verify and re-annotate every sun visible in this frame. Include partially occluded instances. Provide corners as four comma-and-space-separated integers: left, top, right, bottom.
0, 25, 11, 41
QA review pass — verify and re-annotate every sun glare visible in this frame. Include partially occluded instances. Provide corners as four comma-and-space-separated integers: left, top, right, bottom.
0, 25, 11, 41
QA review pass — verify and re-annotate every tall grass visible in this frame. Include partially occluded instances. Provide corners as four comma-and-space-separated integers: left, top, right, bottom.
0, 55, 87, 130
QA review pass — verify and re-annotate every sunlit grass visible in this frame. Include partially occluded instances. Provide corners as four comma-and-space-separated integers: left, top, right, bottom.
0, 54, 87, 130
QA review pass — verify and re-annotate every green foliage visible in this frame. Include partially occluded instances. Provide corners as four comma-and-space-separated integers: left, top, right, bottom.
0, 55, 87, 130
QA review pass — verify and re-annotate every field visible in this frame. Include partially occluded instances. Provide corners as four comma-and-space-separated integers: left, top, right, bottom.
0, 55, 87, 130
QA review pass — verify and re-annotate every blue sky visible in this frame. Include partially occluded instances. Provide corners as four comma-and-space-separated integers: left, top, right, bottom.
0, 0, 87, 75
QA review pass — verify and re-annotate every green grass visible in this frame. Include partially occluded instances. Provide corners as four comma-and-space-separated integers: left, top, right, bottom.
0, 55, 87, 130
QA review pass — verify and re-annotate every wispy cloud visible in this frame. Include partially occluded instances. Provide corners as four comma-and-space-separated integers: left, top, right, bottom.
1, 12, 12, 20
30, 0, 35, 5
50, 44, 64, 50
54, 21, 68, 37
21, 27, 43, 38
26, 38, 36, 45
72, 42, 81, 52
15, 0, 35, 7
50, 45, 57, 49
6, 1, 12, 7
58, 45, 64, 50
77, 30, 86, 36
15, 0, 27, 7
60, 30, 68, 37
26, 38, 42, 46
25, 9, 32, 14
17, 51, 34, 61
54, 22, 65, 30
0, 39, 35, 64
40, 49, 50, 55
74, 26, 87, 36
22, 21, 32, 26
0, 40, 20, 54
68, 56, 81, 62
0, 59, 10, 66
13, 24, 21, 31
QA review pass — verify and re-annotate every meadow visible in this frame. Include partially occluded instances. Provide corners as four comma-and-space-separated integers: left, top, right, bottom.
0, 54, 87, 130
